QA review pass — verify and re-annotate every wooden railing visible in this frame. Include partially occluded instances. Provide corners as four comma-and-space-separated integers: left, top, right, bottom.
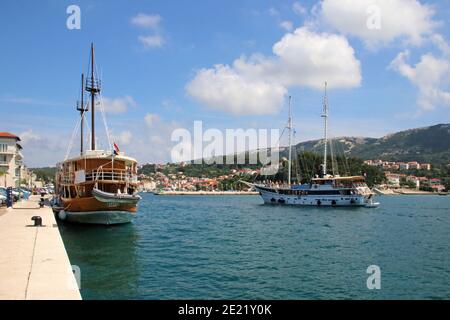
59, 168, 138, 184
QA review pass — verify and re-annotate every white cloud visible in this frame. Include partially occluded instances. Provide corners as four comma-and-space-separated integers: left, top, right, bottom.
131, 13, 165, 48
292, 2, 307, 15
144, 113, 161, 128
138, 35, 165, 48
101, 96, 136, 114
431, 34, 450, 55
186, 65, 287, 115
389, 51, 450, 110
268, 7, 279, 16
116, 131, 132, 145
142, 116, 183, 163
319, 0, 438, 48
279, 20, 294, 31
186, 27, 361, 115
270, 27, 361, 89
150, 135, 165, 145
19, 129, 40, 145
131, 13, 162, 29
19, 131, 67, 167
162, 99, 173, 108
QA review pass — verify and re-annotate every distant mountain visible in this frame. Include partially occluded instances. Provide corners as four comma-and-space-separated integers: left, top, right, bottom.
293, 124, 450, 165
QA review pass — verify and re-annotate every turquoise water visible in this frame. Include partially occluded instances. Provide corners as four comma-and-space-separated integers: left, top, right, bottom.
59, 194, 450, 299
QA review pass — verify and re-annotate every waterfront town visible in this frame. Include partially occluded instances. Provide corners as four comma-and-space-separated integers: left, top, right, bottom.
138, 159, 449, 194
363, 159, 446, 192
138, 166, 260, 192
1, 130, 449, 206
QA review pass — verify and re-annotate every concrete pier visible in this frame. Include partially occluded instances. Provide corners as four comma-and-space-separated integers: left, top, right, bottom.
0, 196, 81, 300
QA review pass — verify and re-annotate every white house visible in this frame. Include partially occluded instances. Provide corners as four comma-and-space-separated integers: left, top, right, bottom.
385, 173, 400, 188
0, 132, 23, 187
406, 176, 420, 189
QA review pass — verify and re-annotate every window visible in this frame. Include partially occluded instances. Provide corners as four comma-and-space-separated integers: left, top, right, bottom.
0, 144, 7, 153
0, 155, 6, 163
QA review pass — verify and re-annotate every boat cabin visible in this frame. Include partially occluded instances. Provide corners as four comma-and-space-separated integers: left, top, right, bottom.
311, 176, 367, 188
56, 150, 138, 199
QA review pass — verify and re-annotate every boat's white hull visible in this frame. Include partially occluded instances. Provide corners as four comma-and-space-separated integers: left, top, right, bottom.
256, 186, 372, 207
61, 210, 135, 225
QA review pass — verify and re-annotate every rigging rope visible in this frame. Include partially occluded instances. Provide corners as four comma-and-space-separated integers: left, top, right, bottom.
64, 116, 82, 160
336, 138, 350, 176
96, 54, 112, 151
98, 93, 113, 150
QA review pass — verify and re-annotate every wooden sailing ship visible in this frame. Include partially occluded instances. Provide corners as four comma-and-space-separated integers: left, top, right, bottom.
55, 44, 140, 224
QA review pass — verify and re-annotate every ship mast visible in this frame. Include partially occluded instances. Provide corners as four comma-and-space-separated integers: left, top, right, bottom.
86, 43, 100, 151
76, 73, 87, 155
287, 95, 292, 186
321, 82, 328, 177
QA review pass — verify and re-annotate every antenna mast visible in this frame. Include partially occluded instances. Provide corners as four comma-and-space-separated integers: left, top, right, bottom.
86, 43, 101, 151
288, 95, 292, 186
321, 82, 328, 177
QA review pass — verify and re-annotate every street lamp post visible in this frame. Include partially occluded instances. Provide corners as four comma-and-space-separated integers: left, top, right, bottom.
18, 164, 22, 199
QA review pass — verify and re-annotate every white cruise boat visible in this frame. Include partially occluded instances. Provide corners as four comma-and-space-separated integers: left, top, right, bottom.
251, 83, 379, 208
254, 175, 376, 207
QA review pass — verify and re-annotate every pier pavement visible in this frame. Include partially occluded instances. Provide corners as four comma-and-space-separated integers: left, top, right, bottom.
0, 196, 81, 300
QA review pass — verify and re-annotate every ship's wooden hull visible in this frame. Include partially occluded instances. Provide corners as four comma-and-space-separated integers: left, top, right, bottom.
59, 196, 137, 225
62, 210, 135, 225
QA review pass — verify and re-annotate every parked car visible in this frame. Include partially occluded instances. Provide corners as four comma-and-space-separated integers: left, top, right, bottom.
11, 188, 20, 201
17, 188, 31, 199
21, 187, 31, 194
0, 187, 19, 201
0, 187, 8, 204
0, 189, 6, 204
36, 188, 48, 195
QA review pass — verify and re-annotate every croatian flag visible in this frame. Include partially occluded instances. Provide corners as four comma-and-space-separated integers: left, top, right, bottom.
113, 142, 120, 155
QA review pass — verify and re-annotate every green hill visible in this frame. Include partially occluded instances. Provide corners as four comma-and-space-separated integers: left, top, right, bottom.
29, 167, 56, 183
294, 124, 450, 165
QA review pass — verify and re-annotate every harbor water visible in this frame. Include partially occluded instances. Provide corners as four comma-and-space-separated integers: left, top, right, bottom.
59, 194, 450, 299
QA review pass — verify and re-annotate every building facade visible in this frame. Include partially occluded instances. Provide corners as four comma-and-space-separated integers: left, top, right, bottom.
0, 132, 23, 187
385, 173, 400, 188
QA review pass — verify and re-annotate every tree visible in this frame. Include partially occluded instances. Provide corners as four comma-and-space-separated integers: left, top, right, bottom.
444, 179, 450, 192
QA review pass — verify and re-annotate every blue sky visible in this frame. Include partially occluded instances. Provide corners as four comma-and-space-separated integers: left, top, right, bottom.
0, 0, 449, 167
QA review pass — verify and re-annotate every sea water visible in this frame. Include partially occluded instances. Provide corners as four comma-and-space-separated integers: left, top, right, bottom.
59, 194, 450, 299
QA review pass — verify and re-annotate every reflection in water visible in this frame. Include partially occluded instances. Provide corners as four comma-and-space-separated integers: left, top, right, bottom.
58, 221, 140, 299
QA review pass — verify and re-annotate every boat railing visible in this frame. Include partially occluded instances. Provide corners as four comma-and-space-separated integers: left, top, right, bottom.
59, 168, 138, 184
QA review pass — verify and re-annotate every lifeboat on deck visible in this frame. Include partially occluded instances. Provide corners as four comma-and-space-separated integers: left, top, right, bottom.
92, 188, 141, 205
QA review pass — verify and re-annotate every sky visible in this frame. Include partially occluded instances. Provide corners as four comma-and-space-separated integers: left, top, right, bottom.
0, 0, 449, 167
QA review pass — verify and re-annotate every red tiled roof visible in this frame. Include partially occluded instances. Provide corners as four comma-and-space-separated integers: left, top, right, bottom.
0, 132, 20, 140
